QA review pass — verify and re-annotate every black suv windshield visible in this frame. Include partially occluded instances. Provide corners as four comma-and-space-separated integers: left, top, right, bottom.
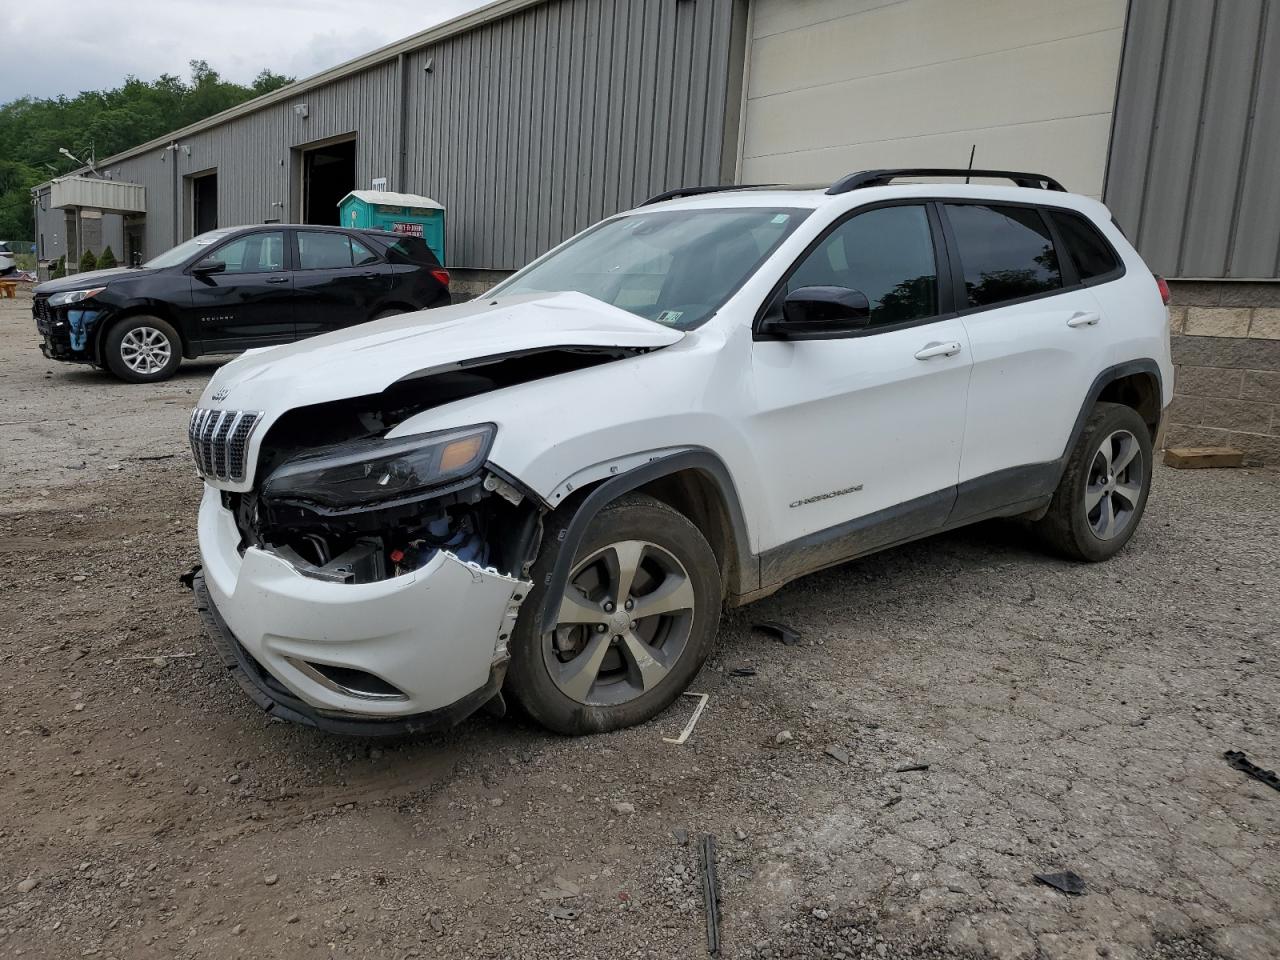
143, 230, 236, 269
490, 207, 810, 330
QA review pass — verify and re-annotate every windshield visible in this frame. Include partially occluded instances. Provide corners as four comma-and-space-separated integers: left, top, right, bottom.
143, 230, 235, 269
490, 207, 811, 330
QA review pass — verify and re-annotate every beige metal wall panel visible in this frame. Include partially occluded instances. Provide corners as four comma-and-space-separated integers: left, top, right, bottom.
1105, 0, 1280, 279
740, 0, 1127, 199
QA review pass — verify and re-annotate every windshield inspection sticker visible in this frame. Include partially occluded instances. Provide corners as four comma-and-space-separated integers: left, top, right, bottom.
771, 213, 791, 224
655, 310, 684, 325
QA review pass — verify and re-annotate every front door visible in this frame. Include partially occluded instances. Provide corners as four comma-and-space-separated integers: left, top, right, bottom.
291, 230, 390, 336
189, 230, 293, 348
747, 203, 972, 582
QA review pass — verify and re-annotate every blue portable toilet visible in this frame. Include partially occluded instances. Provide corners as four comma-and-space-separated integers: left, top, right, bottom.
338, 190, 447, 265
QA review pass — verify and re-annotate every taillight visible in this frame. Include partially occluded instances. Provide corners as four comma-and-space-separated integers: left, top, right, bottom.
430, 268, 450, 287
1154, 274, 1171, 306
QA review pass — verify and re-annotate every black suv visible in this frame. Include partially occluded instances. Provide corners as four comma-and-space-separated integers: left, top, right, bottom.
33, 224, 451, 383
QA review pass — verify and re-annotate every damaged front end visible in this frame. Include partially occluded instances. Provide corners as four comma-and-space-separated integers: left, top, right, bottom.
34, 291, 110, 363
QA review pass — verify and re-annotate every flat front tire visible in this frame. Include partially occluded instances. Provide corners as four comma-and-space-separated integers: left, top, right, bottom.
506, 494, 721, 735
1036, 401, 1153, 561
103, 316, 182, 383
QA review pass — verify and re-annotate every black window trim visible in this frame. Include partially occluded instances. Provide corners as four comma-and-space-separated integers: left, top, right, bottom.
753, 197, 958, 341
185, 228, 291, 276
938, 199, 1128, 318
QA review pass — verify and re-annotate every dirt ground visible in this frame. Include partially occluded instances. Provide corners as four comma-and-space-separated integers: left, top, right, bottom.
1, 290, 1277, 960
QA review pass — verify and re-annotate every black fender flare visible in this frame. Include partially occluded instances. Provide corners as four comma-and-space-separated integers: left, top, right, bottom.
537, 450, 756, 633
1059, 359, 1164, 463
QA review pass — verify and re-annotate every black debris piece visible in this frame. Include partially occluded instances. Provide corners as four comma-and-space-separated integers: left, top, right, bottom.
883, 795, 902, 808
178, 564, 202, 590
729, 667, 757, 677
753, 620, 801, 646
700, 833, 721, 956
1224, 750, 1280, 793
1034, 870, 1087, 895
894, 763, 930, 773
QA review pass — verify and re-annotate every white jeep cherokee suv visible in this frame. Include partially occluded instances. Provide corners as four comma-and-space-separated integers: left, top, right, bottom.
189, 168, 1173, 737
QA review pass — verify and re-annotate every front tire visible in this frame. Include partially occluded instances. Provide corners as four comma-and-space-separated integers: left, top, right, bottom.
507, 494, 721, 735
1036, 402, 1153, 561
103, 316, 181, 383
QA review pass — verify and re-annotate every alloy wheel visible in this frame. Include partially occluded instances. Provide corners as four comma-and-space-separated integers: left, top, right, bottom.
543, 539, 697, 706
119, 326, 173, 376
1085, 428, 1144, 541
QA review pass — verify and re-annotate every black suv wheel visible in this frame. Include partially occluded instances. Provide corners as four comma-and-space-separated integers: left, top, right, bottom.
103, 316, 182, 383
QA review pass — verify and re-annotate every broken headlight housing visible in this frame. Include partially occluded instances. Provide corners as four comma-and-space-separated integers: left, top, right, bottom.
261, 423, 495, 509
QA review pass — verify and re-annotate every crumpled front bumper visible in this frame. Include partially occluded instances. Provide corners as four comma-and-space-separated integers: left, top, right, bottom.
194, 486, 530, 733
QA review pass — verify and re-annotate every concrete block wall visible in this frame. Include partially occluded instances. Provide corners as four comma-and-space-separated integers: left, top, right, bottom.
1166, 281, 1280, 464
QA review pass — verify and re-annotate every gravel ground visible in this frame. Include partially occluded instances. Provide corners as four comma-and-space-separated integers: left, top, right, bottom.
2, 291, 1278, 960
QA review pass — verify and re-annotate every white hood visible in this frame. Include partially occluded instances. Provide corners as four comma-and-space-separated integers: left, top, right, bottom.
194, 291, 683, 490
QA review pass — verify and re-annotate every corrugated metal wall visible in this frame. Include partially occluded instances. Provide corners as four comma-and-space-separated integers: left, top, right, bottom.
1105, 0, 1280, 279
57, 0, 740, 271
404, 0, 741, 270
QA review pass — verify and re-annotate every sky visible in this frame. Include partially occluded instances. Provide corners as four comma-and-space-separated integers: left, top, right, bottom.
1, 0, 490, 101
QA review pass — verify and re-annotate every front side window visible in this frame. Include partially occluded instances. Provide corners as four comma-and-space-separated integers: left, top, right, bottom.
1048, 209, 1120, 280
946, 204, 1061, 308
298, 232, 354, 270
205, 232, 285, 274
490, 207, 811, 330
783, 204, 939, 327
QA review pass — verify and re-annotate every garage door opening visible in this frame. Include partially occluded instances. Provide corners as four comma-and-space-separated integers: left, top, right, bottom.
192, 172, 218, 235
299, 138, 356, 225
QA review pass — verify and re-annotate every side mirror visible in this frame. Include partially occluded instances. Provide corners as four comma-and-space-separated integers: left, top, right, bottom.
193, 259, 226, 276
771, 286, 871, 337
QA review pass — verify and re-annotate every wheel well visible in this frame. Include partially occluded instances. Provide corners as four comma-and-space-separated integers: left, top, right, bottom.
92, 307, 187, 361
635, 468, 742, 597
1098, 372, 1161, 437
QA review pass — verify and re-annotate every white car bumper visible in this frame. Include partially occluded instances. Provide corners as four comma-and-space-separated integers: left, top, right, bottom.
195, 486, 529, 731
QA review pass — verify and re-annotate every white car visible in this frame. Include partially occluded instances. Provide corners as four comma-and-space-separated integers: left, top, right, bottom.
0, 242, 16, 276
189, 168, 1173, 737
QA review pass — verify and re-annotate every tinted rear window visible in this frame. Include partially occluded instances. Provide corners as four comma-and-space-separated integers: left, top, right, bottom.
377, 235, 440, 266
1048, 209, 1121, 280
946, 203, 1062, 308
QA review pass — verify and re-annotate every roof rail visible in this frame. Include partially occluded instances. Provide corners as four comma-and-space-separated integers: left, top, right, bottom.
640, 184, 771, 206
826, 168, 1067, 195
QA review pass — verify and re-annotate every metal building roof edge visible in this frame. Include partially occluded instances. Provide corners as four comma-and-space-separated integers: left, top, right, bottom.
34, 0, 550, 188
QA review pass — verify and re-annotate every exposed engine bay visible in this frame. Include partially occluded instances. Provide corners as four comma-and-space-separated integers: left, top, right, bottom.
220, 347, 639, 585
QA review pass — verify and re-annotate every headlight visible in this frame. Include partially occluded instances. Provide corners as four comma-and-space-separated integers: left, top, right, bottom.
48, 287, 106, 307
262, 424, 495, 508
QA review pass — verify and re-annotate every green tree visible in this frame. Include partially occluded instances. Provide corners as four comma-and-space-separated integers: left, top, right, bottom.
98, 245, 118, 269
78, 248, 98, 272
51, 255, 66, 279
0, 62, 293, 242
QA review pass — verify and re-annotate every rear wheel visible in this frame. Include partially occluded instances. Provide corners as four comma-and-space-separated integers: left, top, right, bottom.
1036, 402, 1152, 561
506, 494, 721, 735
103, 316, 181, 383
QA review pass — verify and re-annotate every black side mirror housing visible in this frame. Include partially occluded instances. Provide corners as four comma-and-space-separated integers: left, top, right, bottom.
769, 285, 871, 338
193, 259, 226, 276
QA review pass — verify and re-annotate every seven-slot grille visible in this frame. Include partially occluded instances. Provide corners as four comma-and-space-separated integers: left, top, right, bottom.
188, 409, 262, 482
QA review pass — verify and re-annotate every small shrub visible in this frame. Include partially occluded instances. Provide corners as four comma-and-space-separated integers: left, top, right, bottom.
51, 255, 66, 279
78, 249, 98, 273
97, 245, 118, 269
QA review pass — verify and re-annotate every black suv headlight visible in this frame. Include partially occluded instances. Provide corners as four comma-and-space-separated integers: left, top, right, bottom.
48, 287, 106, 307
262, 424, 495, 508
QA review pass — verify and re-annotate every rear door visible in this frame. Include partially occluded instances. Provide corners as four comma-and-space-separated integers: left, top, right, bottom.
943, 202, 1110, 516
188, 230, 293, 347
292, 230, 391, 336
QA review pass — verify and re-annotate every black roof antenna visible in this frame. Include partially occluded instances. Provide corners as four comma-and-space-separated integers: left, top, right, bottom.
965, 145, 976, 185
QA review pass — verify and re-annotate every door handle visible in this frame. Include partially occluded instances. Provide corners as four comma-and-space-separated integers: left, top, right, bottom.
266, 276, 289, 284
914, 340, 962, 360
1067, 311, 1100, 328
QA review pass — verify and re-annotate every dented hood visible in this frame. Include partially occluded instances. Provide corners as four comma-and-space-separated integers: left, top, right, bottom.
198, 291, 683, 416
